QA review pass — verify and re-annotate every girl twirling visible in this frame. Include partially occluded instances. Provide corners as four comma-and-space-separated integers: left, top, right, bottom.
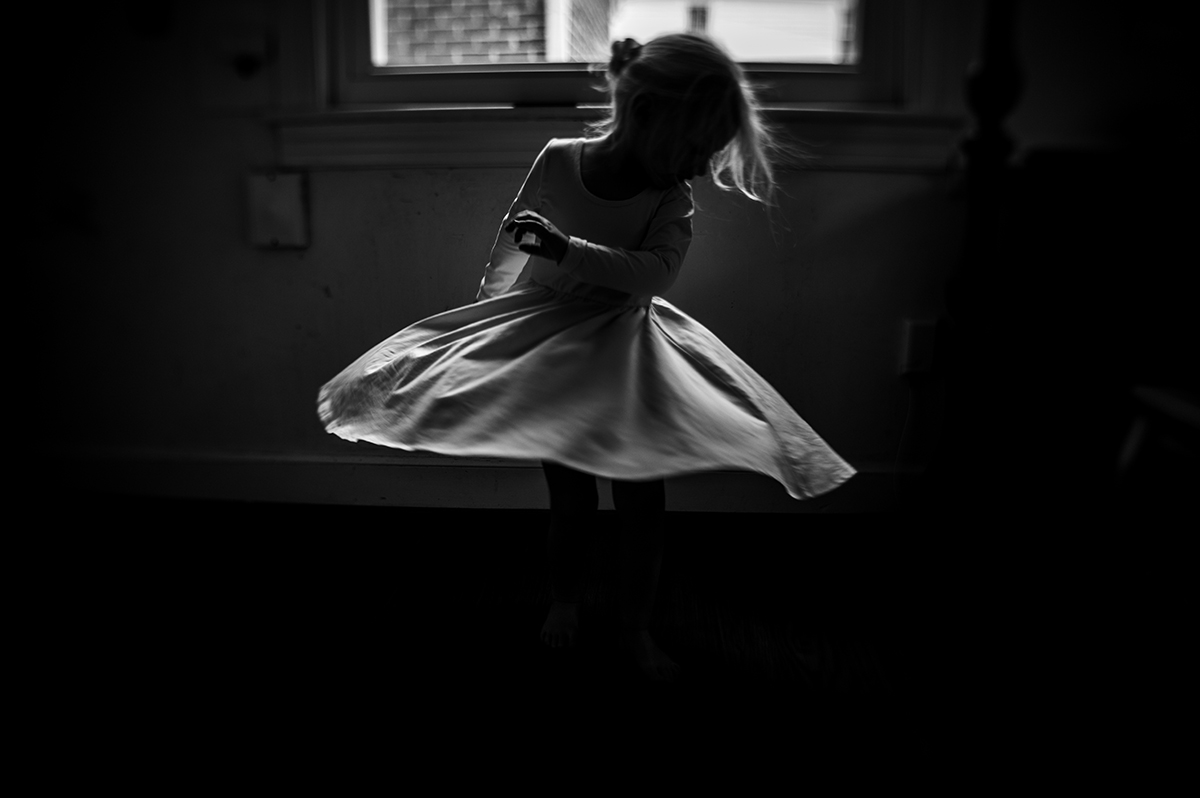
318, 33, 856, 682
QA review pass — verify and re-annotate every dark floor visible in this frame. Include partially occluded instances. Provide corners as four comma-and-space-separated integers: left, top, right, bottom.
34, 486, 1191, 785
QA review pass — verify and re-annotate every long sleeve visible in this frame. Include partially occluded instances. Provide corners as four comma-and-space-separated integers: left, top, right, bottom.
476, 142, 549, 302
557, 181, 693, 296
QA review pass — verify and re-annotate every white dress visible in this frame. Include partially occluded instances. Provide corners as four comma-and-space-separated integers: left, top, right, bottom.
317, 138, 856, 500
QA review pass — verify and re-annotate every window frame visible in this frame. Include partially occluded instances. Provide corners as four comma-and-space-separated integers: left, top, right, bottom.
325, 0, 906, 109
278, 0, 974, 173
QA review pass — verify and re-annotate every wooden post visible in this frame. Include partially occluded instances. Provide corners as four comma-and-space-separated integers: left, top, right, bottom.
912, 0, 1023, 517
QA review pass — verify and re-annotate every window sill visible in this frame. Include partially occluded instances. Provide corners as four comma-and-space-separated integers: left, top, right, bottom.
271, 104, 966, 173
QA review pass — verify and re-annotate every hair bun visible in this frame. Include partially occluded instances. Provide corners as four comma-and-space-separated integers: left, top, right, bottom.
610, 38, 642, 74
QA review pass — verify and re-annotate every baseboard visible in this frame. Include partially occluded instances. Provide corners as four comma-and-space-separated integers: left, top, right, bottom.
50, 448, 903, 513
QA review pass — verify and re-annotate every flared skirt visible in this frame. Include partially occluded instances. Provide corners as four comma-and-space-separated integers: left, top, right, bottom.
317, 282, 855, 500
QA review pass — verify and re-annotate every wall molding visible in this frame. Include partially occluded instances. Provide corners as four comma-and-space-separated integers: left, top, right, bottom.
60, 447, 903, 513
272, 105, 966, 172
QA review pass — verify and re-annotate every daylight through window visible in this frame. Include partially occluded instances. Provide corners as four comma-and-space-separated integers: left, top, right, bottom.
369, 0, 859, 67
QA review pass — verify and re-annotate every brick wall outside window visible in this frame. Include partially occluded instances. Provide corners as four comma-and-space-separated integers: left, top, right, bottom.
386, 0, 547, 64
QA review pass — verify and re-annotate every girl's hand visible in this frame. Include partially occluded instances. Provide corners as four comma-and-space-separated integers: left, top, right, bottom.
505, 210, 569, 264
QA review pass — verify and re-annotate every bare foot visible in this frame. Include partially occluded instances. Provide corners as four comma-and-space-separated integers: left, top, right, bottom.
622, 629, 680, 682
541, 600, 580, 649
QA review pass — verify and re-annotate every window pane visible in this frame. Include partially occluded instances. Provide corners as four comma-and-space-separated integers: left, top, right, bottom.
370, 0, 859, 67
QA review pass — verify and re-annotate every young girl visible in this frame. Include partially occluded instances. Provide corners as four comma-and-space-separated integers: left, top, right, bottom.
318, 33, 856, 683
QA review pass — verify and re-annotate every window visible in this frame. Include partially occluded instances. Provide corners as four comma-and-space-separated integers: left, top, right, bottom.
329, 0, 903, 107
368, 1, 856, 66
280, 0, 967, 172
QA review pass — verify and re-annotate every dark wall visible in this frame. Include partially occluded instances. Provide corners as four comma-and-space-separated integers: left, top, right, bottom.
25, 1, 1185, 510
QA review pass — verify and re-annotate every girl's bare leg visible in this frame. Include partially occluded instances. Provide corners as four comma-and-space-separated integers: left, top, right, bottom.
614, 477, 679, 682
541, 462, 597, 649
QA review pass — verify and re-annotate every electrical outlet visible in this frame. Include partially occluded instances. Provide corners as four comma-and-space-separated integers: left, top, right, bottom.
900, 319, 937, 375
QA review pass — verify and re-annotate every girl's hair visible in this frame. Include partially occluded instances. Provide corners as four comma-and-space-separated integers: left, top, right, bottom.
584, 33, 811, 207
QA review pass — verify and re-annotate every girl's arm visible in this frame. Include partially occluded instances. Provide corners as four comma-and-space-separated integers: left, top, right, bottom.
476, 142, 550, 302
558, 182, 694, 296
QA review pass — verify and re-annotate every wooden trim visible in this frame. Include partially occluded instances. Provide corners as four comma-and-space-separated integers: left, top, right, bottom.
327, 0, 907, 108
311, 0, 330, 112
58, 448, 895, 513
272, 104, 966, 172
271, 1, 973, 172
